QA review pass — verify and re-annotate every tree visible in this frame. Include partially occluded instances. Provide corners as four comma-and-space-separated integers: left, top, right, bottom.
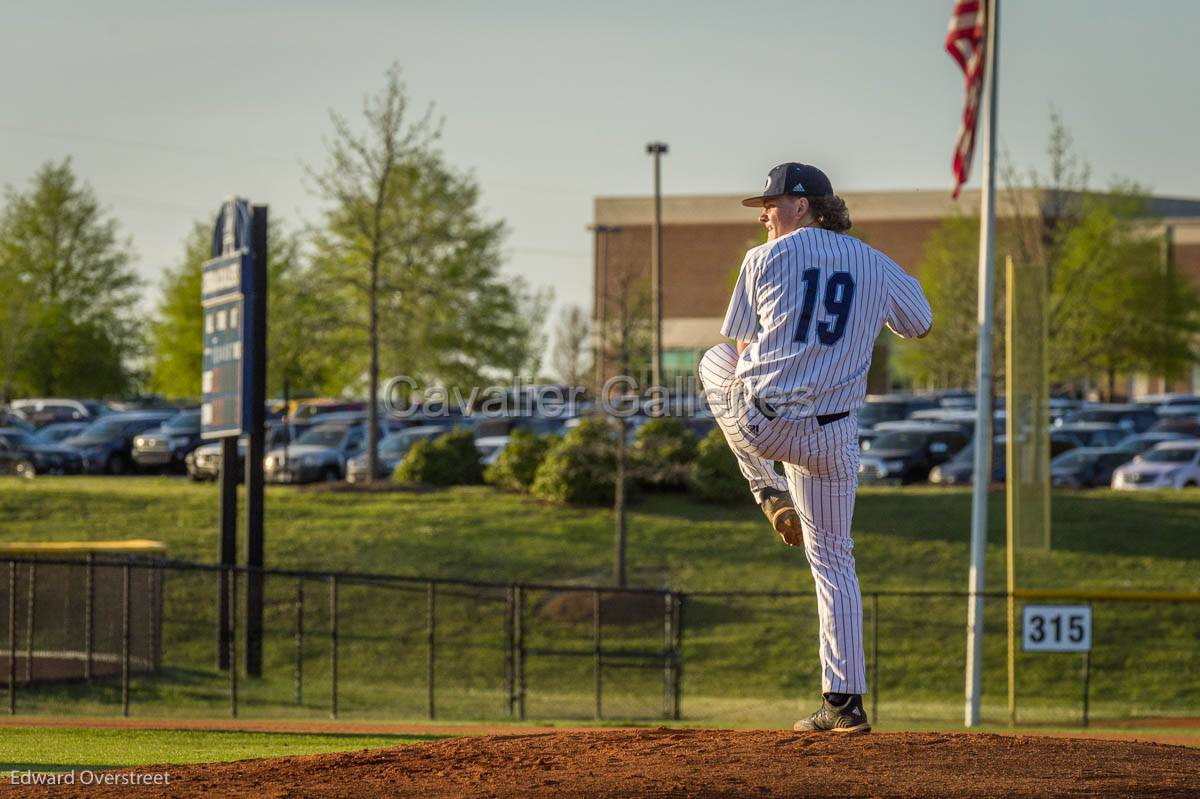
892, 114, 1200, 395
600, 268, 652, 587
889, 215, 991, 389
552, 305, 591, 388
309, 64, 543, 480
147, 224, 206, 398
0, 159, 141, 397
148, 220, 340, 399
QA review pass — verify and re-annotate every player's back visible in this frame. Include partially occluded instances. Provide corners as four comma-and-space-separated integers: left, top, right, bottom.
723, 227, 930, 417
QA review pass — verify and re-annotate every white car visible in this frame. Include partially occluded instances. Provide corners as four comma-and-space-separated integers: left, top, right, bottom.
475, 435, 510, 467
1111, 441, 1200, 490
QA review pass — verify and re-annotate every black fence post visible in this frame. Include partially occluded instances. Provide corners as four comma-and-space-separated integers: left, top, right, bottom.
84, 554, 94, 681
7, 562, 15, 715
229, 569, 239, 719
516, 585, 526, 721
505, 585, 515, 718
244, 204, 268, 680
218, 436, 237, 671
871, 593, 879, 725
329, 576, 338, 720
295, 578, 304, 706
122, 562, 131, 718
593, 589, 602, 721
154, 564, 164, 671
673, 594, 683, 721
426, 582, 436, 720
1082, 650, 1091, 728
25, 563, 35, 684
663, 591, 673, 720
1082, 600, 1092, 729
145, 567, 156, 674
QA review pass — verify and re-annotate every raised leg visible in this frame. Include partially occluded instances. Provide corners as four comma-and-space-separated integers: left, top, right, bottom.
698, 344, 786, 501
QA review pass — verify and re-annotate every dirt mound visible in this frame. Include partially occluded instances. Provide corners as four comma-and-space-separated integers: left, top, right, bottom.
10, 728, 1199, 798
539, 590, 665, 625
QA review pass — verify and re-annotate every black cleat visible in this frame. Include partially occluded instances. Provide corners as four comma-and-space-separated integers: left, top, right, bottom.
793, 695, 872, 733
760, 489, 803, 546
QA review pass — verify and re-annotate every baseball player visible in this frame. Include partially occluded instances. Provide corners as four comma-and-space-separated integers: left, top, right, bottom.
698, 162, 932, 733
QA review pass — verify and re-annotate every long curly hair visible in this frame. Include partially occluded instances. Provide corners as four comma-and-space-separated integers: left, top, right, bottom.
808, 195, 852, 233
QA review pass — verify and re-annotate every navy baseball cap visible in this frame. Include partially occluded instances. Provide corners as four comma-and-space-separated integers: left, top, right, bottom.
741, 162, 834, 207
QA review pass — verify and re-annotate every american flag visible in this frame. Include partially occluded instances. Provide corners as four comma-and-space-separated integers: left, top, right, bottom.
946, 0, 988, 198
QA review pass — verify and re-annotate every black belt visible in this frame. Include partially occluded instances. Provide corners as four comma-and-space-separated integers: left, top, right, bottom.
752, 397, 850, 426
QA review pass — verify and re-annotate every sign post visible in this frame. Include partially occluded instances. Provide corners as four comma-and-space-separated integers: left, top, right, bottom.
202, 198, 267, 676
1021, 604, 1093, 727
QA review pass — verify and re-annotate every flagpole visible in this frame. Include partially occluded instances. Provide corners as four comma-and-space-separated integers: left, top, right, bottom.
965, 0, 1000, 729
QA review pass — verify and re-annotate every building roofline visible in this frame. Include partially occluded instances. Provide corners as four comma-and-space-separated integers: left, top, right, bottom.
595, 188, 1200, 226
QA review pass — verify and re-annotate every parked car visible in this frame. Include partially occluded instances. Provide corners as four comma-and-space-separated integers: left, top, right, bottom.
856, 394, 939, 431
1111, 441, 1200, 490
932, 389, 975, 408
264, 419, 388, 484
907, 408, 1003, 437
475, 435, 511, 467
289, 398, 368, 423
1049, 447, 1131, 489
185, 424, 292, 482
62, 410, 177, 474
858, 422, 969, 485
470, 414, 564, 439
132, 410, 203, 472
187, 439, 239, 482
0, 427, 85, 475
929, 433, 1078, 486
0, 411, 36, 432
345, 425, 449, 483
31, 421, 89, 445
1057, 404, 1159, 434
0, 438, 35, 478
1148, 416, 1200, 438
1134, 393, 1200, 410
1052, 422, 1126, 449
1114, 431, 1196, 457
0, 428, 84, 475
8, 398, 108, 428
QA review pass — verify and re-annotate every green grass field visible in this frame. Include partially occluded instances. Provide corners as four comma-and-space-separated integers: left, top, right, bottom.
0, 726, 433, 773
2, 477, 1198, 727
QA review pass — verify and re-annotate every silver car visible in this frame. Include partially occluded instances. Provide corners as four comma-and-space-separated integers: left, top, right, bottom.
265, 420, 385, 484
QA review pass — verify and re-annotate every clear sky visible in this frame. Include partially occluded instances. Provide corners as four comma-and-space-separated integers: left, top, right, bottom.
4, 0, 1197, 327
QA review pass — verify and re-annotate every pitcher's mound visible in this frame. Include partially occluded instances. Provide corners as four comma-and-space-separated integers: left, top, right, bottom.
32, 728, 1200, 798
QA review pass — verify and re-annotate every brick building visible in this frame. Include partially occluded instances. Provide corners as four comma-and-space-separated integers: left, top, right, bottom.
591, 189, 1200, 396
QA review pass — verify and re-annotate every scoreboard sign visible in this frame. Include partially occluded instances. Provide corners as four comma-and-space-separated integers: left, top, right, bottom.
201, 197, 258, 440
201, 251, 247, 438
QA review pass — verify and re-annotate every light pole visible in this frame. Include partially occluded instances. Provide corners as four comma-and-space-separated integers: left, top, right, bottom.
587, 224, 623, 392
646, 141, 668, 389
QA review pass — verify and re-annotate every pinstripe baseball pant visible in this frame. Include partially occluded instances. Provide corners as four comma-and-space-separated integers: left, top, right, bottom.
699, 343, 867, 695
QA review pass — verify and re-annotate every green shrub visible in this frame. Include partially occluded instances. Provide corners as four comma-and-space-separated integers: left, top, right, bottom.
484, 428, 558, 492
689, 427, 751, 503
630, 417, 698, 490
394, 426, 483, 486
531, 416, 619, 505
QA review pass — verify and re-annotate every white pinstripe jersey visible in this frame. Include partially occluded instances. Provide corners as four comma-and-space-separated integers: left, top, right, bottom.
720, 227, 932, 418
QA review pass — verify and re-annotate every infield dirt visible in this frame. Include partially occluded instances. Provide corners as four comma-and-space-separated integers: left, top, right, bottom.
6, 728, 1199, 798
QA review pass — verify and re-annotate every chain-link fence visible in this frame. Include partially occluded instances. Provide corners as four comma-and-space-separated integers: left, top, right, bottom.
3, 556, 1197, 727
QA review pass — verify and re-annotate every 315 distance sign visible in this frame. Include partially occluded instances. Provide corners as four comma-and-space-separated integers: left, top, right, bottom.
1021, 604, 1092, 652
